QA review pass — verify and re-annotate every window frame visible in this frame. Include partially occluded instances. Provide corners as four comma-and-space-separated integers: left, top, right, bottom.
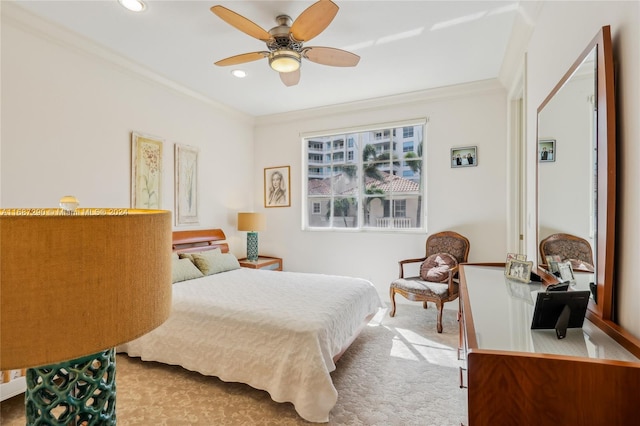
301, 118, 427, 233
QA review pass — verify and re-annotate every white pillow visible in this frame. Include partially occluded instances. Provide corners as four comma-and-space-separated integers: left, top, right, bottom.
178, 247, 221, 262
191, 252, 240, 275
172, 258, 204, 283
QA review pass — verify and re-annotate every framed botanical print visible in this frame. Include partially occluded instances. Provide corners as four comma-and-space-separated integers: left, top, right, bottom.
174, 143, 199, 225
131, 132, 163, 209
264, 166, 291, 208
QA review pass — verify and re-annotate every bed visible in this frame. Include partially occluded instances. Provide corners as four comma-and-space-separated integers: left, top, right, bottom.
118, 229, 382, 423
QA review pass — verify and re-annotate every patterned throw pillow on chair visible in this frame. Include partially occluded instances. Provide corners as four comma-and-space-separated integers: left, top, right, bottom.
420, 253, 458, 282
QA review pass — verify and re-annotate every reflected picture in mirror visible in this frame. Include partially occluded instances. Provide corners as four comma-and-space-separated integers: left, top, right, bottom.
546, 255, 562, 273
538, 139, 556, 162
558, 261, 575, 282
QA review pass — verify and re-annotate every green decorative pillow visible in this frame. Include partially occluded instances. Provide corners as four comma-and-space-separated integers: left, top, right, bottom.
191, 252, 240, 275
178, 247, 221, 262
172, 258, 204, 283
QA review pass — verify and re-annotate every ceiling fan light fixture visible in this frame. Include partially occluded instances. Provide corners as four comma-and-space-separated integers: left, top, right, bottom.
118, 0, 146, 12
269, 50, 301, 73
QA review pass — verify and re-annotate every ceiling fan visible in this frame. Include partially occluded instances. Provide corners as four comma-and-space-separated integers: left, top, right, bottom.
211, 0, 360, 86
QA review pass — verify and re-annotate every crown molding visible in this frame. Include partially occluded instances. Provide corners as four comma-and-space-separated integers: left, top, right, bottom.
255, 78, 506, 127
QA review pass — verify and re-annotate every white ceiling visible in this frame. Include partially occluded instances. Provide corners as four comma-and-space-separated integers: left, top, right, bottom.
12, 0, 523, 117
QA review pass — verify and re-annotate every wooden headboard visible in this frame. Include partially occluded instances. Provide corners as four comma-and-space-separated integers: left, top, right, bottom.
172, 229, 229, 254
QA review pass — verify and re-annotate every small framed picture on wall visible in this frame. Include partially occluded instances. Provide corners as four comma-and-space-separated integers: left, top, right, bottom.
451, 146, 477, 168
264, 166, 291, 208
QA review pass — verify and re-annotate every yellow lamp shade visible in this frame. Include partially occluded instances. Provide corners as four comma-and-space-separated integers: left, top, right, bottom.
0, 208, 172, 370
237, 212, 266, 232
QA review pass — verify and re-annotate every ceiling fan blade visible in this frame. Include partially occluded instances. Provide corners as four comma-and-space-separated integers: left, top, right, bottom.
214, 52, 268, 67
211, 5, 272, 42
280, 69, 301, 87
303, 46, 360, 67
290, 0, 339, 42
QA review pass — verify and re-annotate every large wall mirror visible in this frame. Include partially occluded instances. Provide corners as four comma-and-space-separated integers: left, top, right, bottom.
536, 26, 616, 321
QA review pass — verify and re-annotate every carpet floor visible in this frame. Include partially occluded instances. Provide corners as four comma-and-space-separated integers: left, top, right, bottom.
1, 304, 466, 425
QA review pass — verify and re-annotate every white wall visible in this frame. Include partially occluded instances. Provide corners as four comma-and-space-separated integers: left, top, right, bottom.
1, 5, 256, 257
525, 1, 640, 338
254, 81, 509, 303
538, 74, 595, 249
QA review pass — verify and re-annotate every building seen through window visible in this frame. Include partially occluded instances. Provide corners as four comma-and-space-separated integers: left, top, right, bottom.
304, 121, 425, 230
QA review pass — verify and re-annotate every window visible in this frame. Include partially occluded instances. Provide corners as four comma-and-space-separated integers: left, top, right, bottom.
403, 127, 414, 138
303, 120, 426, 231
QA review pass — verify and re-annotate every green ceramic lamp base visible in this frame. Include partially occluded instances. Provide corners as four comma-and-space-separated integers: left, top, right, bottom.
26, 348, 116, 425
247, 231, 259, 261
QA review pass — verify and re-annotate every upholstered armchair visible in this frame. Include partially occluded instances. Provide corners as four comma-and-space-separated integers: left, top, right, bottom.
389, 231, 470, 333
539, 233, 594, 272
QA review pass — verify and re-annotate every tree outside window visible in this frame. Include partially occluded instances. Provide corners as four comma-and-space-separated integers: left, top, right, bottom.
304, 121, 425, 231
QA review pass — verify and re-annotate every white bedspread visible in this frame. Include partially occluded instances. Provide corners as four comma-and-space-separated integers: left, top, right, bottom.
118, 268, 382, 423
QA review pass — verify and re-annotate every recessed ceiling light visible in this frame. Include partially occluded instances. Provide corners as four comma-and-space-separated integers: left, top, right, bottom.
118, 0, 146, 12
231, 70, 247, 78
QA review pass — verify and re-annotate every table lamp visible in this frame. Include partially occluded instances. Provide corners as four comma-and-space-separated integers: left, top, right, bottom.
0, 198, 172, 425
237, 212, 266, 262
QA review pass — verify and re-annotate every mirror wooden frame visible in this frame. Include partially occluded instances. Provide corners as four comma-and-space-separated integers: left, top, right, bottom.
536, 26, 616, 321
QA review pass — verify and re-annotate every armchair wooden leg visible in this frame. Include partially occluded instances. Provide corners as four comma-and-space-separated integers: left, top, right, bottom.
436, 303, 444, 333
389, 288, 397, 317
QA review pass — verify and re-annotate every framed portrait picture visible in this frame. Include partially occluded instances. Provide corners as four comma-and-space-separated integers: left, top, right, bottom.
545, 254, 562, 273
538, 139, 556, 162
451, 146, 477, 168
506, 259, 534, 283
505, 253, 527, 275
558, 261, 575, 282
174, 143, 199, 226
264, 166, 291, 208
131, 132, 163, 209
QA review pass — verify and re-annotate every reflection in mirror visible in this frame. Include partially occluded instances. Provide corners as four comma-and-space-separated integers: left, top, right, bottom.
538, 49, 596, 270
536, 26, 616, 321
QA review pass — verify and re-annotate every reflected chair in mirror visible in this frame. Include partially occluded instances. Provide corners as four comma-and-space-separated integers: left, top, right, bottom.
539, 233, 594, 272
389, 231, 470, 333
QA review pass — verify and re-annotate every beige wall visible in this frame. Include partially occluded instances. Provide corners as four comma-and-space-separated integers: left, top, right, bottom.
525, 1, 640, 338
7, 1, 636, 331
1, 3, 508, 307
538, 74, 594, 248
1, 5, 256, 258
253, 81, 509, 302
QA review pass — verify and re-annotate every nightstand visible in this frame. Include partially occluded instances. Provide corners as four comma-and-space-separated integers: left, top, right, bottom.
238, 256, 283, 271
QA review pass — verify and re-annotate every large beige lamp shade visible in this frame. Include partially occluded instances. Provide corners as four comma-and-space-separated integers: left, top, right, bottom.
0, 208, 172, 424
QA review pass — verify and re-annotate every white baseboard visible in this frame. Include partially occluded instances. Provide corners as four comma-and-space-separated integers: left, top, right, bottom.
0, 376, 26, 401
